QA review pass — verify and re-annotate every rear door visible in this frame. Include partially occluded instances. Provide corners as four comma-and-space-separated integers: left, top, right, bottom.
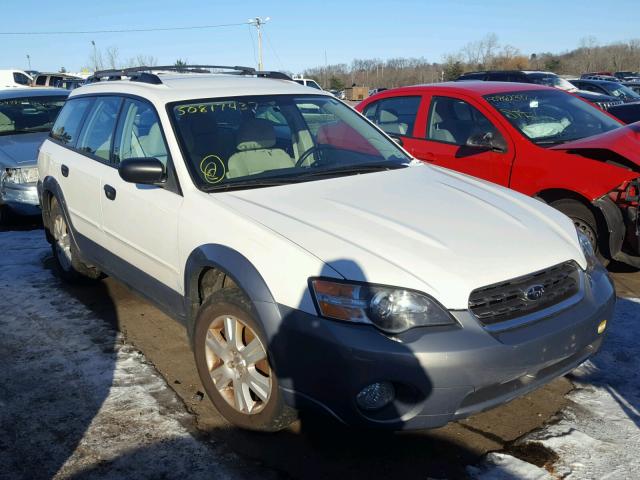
99, 97, 183, 306
409, 94, 515, 186
48, 96, 118, 247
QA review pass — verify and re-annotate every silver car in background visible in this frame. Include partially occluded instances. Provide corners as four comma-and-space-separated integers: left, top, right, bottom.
0, 88, 68, 223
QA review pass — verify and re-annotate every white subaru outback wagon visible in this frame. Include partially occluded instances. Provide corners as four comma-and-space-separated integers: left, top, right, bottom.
38, 66, 615, 432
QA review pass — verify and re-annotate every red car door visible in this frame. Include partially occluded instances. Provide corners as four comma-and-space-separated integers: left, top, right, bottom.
410, 93, 515, 187
360, 94, 428, 155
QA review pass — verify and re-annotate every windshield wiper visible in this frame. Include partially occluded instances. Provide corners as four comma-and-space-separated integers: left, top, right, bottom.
202, 178, 300, 192
297, 162, 409, 179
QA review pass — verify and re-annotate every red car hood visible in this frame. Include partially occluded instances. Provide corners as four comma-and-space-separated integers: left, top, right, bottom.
550, 123, 640, 167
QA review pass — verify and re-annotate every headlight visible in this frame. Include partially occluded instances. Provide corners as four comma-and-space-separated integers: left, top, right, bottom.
2, 167, 39, 185
310, 279, 455, 334
576, 228, 598, 273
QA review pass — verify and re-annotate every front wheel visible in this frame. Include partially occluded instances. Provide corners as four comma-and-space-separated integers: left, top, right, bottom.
550, 198, 608, 264
49, 197, 101, 282
193, 289, 296, 431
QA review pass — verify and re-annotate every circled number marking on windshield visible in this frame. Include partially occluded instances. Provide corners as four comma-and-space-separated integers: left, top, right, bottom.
200, 155, 226, 184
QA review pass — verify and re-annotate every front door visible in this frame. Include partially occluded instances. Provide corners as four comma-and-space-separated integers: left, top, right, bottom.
99, 98, 183, 309
411, 95, 514, 186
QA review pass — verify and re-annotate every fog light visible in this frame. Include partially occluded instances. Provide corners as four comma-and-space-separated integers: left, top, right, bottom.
598, 320, 607, 335
356, 382, 395, 411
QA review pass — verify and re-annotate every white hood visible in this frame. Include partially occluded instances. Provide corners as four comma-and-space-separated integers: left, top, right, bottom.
215, 164, 585, 310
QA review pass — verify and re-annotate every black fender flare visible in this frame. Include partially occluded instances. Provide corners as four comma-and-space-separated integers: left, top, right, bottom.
40, 176, 80, 249
593, 194, 625, 259
183, 244, 282, 346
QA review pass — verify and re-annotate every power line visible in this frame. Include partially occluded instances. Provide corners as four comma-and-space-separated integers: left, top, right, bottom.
0, 22, 249, 36
263, 26, 285, 72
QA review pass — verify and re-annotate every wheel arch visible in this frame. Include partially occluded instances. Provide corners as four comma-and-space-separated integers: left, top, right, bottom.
184, 245, 281, 344
41, 176, 73, 246
536, 188, 619, 258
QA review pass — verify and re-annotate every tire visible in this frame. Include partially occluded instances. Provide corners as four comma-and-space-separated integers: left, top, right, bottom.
550, 198, 608, 264
193, 288, 297, 432
49, 197, 101, 282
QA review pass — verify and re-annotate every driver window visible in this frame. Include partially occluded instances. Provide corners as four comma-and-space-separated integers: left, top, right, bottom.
427, 96, 504, 148
115, 99, 168, 166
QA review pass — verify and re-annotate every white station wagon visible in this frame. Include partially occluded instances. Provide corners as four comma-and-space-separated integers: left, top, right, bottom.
38, 66, 615, 431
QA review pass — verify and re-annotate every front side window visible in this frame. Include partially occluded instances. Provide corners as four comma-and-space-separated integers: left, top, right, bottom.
364, 96, 421, 137
114, 99, 168, 166
607, 84, 640, 101
307, 81, 322, 90
76, 97, 122, 161
0, 94, 68, 136
35, 76, 47, 86
427, 96, 504, 147
170, 95, 410, 191
485, 90, 621, 146
13, 72, 31, 85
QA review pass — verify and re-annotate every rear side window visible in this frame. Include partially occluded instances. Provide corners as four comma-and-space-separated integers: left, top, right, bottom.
76, 97, 122, 162
35, 76, 47, 86
364, 96, 421, 136
50, 97, 94, 145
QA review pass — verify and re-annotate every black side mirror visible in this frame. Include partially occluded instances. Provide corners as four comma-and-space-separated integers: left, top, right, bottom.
118, 158, 166, 185
466, 131, 507, 153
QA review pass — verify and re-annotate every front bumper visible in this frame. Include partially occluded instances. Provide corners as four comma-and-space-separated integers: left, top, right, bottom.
0, 181, 40, 215
270, 265, 615, 430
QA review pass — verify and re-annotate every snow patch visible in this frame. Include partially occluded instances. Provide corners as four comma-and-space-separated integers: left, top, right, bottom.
469, 297, 640, 479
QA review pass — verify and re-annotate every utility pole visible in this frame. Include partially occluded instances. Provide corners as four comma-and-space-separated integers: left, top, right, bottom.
249, 17, 270, 71
26, 54, 31, 70
91, 40, 98, 71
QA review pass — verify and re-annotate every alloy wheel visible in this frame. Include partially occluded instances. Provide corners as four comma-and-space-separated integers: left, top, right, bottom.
204, 315, 271, 414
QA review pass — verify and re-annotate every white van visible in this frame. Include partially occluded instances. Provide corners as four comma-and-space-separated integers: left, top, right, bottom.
0, 70, 32, 89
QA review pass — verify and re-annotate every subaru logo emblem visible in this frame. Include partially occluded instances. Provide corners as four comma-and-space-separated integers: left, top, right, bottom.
524, 284, 545, 301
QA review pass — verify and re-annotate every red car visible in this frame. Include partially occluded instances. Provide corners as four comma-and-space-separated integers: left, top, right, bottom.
356, 82, 640, 267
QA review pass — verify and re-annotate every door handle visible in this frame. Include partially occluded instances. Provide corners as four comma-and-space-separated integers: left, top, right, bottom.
422, 152, 436, 162
61, 164, 69, 177
103, 184, 117, 201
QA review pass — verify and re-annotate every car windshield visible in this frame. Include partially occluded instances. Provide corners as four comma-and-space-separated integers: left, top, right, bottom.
527, 73, 577, 92
170, 94, 411, 191
607, 84, 640, 100
484, 90, 621, 146
0, 95, 67, 136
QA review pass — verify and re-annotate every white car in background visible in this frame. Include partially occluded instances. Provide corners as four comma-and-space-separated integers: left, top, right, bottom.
293, 77, 323, 90
0, 70, 33, 89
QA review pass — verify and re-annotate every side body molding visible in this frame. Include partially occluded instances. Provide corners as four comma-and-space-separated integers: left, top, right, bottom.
184, 245, 283, 344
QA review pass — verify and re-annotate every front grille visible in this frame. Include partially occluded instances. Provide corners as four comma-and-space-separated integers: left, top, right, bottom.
469, 262, 581, 325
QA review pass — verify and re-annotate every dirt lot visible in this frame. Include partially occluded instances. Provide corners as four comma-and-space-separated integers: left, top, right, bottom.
3, 218, 639, 479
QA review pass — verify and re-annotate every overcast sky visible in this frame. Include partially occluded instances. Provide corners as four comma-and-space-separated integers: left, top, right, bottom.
1, 0, 639, 74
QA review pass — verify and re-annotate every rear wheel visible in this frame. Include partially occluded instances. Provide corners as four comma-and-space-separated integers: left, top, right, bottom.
193, 288, 296, 431
50, 197, 101, 282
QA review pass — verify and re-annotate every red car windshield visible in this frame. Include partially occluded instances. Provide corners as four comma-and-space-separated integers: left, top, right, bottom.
484, 90, 621, 146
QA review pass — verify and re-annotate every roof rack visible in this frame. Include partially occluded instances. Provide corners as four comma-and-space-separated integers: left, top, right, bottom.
86, 65, 292, 85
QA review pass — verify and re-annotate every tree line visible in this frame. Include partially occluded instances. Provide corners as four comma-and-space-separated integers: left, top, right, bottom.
303, 35, 640, 90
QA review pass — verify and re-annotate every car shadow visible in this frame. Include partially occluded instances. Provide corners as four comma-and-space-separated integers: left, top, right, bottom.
0, 231, 118, 480
568, 296, 640, 429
